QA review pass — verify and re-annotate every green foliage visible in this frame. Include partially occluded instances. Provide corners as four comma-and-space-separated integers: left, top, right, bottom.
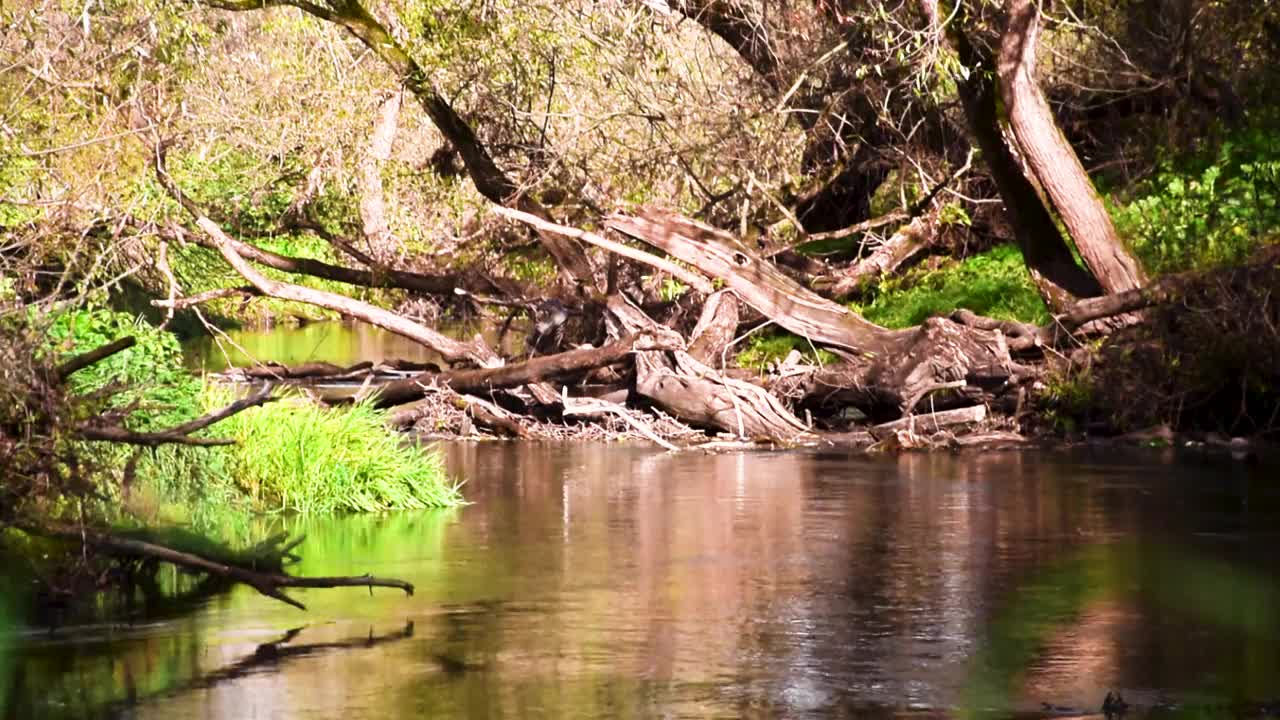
504, 253, 559, 284
850, 245, 1050, 329
31, 307, 455, 532
736, 331, 838, 371
1112, 118, 1280, 275
207, 389, 462, 513
43, 306, 201, 429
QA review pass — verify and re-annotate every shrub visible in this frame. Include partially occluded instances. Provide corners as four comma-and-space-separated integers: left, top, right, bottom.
1112, 119, 1280, 275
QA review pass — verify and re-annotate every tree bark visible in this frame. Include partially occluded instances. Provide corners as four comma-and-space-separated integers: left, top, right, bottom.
938, 1, 1105, 311
358, 89, 402, 262
607, 294, 815, 442
997, 0, 1147, 294
372, 331, 675, 407
668, 0, 781, 90
686, 289, 740, 366
607, 208, 901, 356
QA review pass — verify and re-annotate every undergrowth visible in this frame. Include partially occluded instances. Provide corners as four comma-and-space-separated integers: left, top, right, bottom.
32, 306, 459, 532
1112, 116, 1280, 275
206, 388, 462, 513
849, 245, 1050, 329
736, 332, 839, 371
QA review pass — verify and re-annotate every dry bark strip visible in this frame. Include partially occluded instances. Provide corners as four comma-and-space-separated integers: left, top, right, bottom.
25, 523, 412, 610
686, 289, 740, 366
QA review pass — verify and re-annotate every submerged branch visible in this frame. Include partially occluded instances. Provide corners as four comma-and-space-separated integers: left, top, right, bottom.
22, 523, 414, 610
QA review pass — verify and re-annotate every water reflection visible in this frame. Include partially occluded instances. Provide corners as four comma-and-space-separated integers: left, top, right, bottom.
184, 321, 523, 372
4, 446, 1278, 718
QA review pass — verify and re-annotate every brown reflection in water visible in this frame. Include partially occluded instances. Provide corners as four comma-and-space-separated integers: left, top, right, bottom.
11, 444, 1277, 719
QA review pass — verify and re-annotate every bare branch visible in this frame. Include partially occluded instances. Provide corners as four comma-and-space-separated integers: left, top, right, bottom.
77, 383, 277, 447
56, 336, 136, 381
493, 206, 715, 294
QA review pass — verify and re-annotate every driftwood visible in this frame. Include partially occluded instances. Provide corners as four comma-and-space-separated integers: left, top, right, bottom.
608, 208, 900, 355
608, 294, 814, 442
373, 331, 674, 407
869, 405, 987, 440
238, 361, 374, 380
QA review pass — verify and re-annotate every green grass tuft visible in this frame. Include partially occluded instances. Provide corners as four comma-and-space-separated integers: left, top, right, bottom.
849, 245, 1050, 329
207, 388, 462, 513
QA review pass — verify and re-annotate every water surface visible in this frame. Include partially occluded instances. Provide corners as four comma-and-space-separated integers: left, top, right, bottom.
5, 445, 1279, 718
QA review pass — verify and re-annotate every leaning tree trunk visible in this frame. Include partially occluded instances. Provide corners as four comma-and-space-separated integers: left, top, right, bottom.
997, 0, 1147, 294
930, 0, 1104, 311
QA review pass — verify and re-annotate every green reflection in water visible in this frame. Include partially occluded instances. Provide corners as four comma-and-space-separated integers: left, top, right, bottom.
185, 322, 440, 372
962, 542, 1280, 717
184, 321, 524, 372
4, 510, 459, 719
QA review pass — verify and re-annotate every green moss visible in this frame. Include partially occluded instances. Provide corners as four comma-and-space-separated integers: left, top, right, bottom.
850, 245, 1050, 329
736, 331, 839, 371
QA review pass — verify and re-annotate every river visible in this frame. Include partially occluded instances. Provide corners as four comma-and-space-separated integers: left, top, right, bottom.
5, 323, 1279, 717
4, 442, 1278, 719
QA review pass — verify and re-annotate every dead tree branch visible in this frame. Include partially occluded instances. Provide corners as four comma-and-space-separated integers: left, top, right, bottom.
77, 383, 277, 447
55, 336, 136, 381
374, 331, 677, 407
22, 523, 413, 610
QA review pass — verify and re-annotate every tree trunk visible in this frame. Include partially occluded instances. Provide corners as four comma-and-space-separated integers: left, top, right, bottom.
936, 0, 1105, 311
607, 208, 901, 355
358, 90, 402, 263
997, 0, 1147, 294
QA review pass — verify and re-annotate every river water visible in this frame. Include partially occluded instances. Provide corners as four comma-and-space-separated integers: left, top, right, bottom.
5, 443, 1278, 719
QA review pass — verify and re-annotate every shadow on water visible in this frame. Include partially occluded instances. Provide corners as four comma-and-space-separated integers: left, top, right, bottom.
3, 444, 1279, 719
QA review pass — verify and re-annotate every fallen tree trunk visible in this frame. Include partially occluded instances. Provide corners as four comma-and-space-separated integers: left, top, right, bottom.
607, 208, 901, 356
373, 331, 676, 408
608, 294, 815, 442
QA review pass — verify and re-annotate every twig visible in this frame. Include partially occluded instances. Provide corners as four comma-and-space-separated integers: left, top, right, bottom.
21, 523, 413, 610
